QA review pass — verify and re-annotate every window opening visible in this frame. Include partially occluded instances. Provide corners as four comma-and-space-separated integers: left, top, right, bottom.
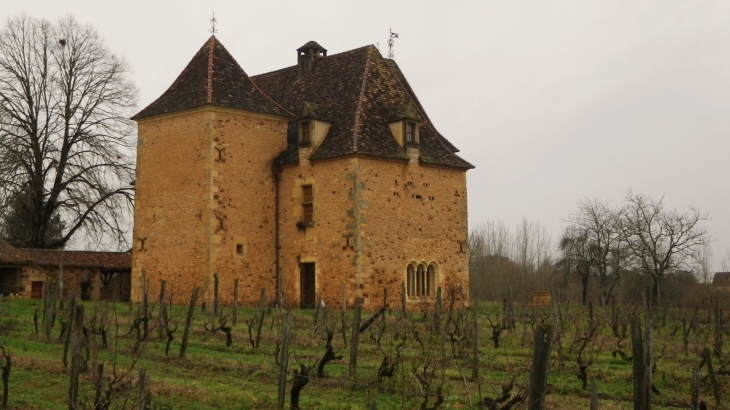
301, 121, 311, 144
406, 122, 416, 144
236, 244, 244, 255
302, 185, 313, 223
407, 263, 434, 298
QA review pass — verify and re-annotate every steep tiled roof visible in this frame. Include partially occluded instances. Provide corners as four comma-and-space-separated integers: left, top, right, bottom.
252, 45, 473, 169
20, 249, 131, 270
132, 36, 292, 120
0, 240, 31, 265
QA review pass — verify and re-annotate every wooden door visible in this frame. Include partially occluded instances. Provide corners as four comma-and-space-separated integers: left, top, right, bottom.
30, 281, 44, 299
300, 263, 316, 309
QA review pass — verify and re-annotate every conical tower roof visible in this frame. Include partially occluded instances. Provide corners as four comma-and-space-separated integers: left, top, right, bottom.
133, 36, 292, 120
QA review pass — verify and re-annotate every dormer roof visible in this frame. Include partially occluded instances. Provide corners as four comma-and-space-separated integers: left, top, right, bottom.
254, 45, 473, 169
132, 36, 292, 120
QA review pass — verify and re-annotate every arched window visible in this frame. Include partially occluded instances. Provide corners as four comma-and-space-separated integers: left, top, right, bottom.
407, 262, 437, 298
427, 264, 436, 297
417, 264, 426, 296
407, 264, 416, 297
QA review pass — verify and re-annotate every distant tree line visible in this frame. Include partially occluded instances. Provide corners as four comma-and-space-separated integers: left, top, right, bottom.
469, 191, 712, 306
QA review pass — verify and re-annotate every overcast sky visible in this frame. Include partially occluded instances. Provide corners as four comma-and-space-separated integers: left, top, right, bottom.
5, 1, 730, 270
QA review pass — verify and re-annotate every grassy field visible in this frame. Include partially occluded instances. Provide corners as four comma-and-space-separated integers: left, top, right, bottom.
0, 296, 724, 409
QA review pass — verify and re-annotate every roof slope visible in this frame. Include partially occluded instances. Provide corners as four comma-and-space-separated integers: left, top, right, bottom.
133, 36, 291, 120
0, 240, 31, 265
252, 46, 473, 169
20, 249, 131, 270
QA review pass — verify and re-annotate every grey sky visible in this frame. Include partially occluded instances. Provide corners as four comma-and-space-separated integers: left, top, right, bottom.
6, 1, 730, 270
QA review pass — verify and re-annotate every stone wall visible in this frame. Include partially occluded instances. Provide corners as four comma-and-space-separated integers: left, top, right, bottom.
277, 155, 469, 309
132, 107, 288, 305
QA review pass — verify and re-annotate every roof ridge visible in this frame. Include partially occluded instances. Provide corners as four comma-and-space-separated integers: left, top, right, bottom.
351, 46, 374, 152
207, 36, 215, 104
248, 75, 295, 118
383, 58, 459, 153
252, 45, 372, 79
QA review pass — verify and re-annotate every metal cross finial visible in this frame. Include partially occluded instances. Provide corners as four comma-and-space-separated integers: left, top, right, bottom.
387, 28, 399, 59
210, 12, 218, 35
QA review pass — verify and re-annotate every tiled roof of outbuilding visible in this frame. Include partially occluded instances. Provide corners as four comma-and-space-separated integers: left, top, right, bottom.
20, 249, 131, 270
0, 241, 32, 265
132, 36, 292, 120
252, 45, 473, 169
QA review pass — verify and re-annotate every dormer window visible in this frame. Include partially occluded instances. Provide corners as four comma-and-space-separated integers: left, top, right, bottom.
406, 122, 417, 145
300, 121, 311, 145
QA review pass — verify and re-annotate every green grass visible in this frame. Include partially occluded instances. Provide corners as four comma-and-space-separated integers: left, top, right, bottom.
0, 297, 723, 409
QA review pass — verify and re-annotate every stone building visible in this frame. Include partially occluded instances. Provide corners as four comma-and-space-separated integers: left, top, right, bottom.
0, 240, 131, 301
131, 37, 473, 309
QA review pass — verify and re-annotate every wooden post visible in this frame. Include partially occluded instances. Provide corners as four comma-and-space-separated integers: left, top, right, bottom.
69, 305, 84, 410
369, 397, 377, 410
180, 286, 200, 359
401, 281, 407, 314
277, 312, 292, 410
552, 296, 561, 334
62, 291, 77, 368
314, 294, 321, 327
643, 314, 653, 410
702, 347, 721, 407
434, 287, 442, 333
158, 280, 167, 342
94, 363, 105, 410
349, 306, 362, 378
508, 286, 515, 331
57, 264, 64, 309
232, 279, 239, 326
44, 281, 53, 341
682, 317, 689, 355
138, 369, 149, 410
0, 346, 10, 409
631, 316, 646, 410
141, 269, 149, 341
255, 308, 265, 349
691, 370, 700, 410
258, 288, 267, 309
590, 382, 598, 410
472, 300, 479, 380
213, 273, 220, 317
714, 300, 722, 358
528, 324, 553, 410
341, 283, 348, 346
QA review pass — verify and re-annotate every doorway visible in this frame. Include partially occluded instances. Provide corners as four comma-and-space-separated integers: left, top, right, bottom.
299, 262, 316, 309
31, 281, 44, 299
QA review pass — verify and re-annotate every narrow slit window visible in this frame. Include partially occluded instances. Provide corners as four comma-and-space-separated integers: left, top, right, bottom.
406, 122, 416, 144
236, 244, 244, 255
302, 185, 313, 223
407, 264, 416, 297
301, 121, 311, 144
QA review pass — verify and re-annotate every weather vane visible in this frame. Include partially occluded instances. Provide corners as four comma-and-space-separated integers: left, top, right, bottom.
387, 28, 399, 59
210, 12, 218, 35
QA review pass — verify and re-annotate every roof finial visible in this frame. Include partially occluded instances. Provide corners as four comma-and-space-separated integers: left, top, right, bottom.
209, 12, 218, 35
387, 28, 399, 59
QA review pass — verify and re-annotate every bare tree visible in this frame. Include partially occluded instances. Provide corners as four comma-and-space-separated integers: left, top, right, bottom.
558, 226, 594, 305
620, 191, 709, 304
697, 242, 714, 284
560, 198, 624, 305
720, 249, 730, 272
0, 15, 136, 249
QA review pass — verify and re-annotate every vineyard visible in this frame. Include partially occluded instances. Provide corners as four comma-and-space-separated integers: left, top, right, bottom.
0, 285, 727, 409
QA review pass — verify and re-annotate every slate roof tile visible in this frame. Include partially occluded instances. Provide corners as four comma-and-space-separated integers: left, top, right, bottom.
0, 240, 32, 265
20, 249, 131, 270
133, 37, 291, 120
253, 45, 473, 169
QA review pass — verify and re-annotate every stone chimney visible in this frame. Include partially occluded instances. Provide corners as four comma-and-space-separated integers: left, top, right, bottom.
297, 41, 327, 78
